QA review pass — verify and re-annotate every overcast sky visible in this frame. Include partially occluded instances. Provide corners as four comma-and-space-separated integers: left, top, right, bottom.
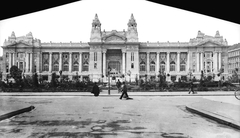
0, 0, 240, 56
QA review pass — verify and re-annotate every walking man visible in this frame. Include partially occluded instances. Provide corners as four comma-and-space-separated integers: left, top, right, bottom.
119, 81, 129, 99
188, 81, 195, 94
116, 79, 122, 93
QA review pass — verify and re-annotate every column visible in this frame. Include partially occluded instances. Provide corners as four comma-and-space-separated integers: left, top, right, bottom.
79, 52, 82, 72
196, 52, 199, 72
122, 51, 125, 75
146, 52, 150, 74
177, 52, 180, 72
12, 53, 15, 66
156, 52, 159, 74
49, 52, 52, 72
213, 52, 217, 73
69, 52, 72, 72
200, 52, 204, 71
9, 53, 12, 70
25, 52, 29, 72
59, 52, 62, 71
30, 52, 33, 73
166, 52, 170, 73
187, 52, 190, 71
219, 52, 222, 70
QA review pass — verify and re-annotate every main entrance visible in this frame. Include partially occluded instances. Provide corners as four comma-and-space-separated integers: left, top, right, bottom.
106, 49, 122, 75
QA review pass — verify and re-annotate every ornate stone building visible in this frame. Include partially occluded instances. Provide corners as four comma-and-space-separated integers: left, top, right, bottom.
228, 43, 240, 76
1, 14, 230, 82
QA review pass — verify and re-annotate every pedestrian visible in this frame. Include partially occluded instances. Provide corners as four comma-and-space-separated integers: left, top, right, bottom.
91, 82, 100, 97
116, 79, 122, 93
188, 81, 195, 94
119, 81, 129, 99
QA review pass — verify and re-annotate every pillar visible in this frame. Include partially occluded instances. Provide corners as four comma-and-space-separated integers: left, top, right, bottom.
69, 52, 72, 72
59, 52, 62, 71
25, 52, 29, 73
177, 52, 180, 72
49, 52, 52, 72
146, 52, 150, 75
30, 52, 33, 73
166, 52, 170, 73
213, 51, 217, 73
9, 53, 12, 70
156, 52, 159, 74
12, 53, 15, 66
196, 52, 199, 72
122, 51, 125, 75
219, 52, 222, 70
187, 52, 190, 71
200, 52, 204, 71
79, 52, 82, 72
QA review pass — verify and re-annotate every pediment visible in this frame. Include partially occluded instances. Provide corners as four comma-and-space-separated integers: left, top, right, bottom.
196, 40, 222, 47
105, 35, 125, 42
7, 41, 32, 47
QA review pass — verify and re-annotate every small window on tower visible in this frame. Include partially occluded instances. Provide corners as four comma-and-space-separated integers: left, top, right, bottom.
131, 63, 134, 69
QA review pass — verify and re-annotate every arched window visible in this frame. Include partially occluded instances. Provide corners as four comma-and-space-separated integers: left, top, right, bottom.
43, 64, 49, 71
53, 64, 59, 71
170, 61, 176, 71
160, 61, 165, 73
180, 61, 186, 71
63, 64, 69, 71
140, 61, 146, 71
73, 64, 79, 71
82, 61, 89, 71
150, 61, 155, 71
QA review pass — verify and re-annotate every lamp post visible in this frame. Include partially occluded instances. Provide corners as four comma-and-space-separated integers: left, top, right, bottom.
108, 66, 111, 95
188, 68, 192, 81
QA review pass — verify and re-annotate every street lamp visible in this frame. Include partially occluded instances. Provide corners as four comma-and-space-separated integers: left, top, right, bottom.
108, 66, 111, 95
128, 70, 131, 83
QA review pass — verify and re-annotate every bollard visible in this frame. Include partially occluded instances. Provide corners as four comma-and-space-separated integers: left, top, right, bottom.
0, 106, 35, 121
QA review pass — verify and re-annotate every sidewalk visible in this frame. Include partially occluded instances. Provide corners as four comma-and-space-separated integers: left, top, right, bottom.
0, 90, 235, 96
186, 98, 240, 130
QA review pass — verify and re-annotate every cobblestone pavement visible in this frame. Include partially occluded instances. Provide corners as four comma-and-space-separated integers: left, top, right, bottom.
0, 96, 239, 138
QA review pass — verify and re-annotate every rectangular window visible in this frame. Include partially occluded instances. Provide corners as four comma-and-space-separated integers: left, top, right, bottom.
94, 52, 97, 61
94, 62, 97, 69
140, 64, 146, 71
150, 64, 155, 71
180, 64, 186, 71
82, 65, 88, 71
73, 65, 79, 71
131, 52, 134, 61
170, 64, 175, 71
131, 63, 134, 69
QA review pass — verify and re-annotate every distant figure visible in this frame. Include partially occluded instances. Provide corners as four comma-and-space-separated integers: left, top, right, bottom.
188, 81, 195, 94
116, 79, 122, 93
91, 82, 100, 97
119, 82, 129, 99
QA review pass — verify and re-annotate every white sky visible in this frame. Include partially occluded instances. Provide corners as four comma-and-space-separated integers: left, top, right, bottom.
0, 0, 240, 56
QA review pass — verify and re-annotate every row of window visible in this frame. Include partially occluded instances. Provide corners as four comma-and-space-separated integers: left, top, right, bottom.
42, 64, 89, 72
139, 62, 186, 72
228, 50, 240, 57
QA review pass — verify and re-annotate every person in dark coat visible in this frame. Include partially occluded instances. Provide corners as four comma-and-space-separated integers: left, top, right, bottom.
91, 82, 100, 97
119, 81, 129, 99
116, 79, 122, 93
188, 81, 195, 94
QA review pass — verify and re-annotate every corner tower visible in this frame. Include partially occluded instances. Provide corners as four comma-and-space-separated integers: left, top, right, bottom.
90, 14, 102, 42
126, 14, 138, 42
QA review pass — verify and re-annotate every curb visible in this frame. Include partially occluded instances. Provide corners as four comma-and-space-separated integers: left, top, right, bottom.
0, 106, 35, 121
185, 106, 240, 130
0, 94, 234, 97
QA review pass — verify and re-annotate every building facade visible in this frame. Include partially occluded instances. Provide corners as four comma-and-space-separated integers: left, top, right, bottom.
228, 43, 240, 76
1, 14, 230, 82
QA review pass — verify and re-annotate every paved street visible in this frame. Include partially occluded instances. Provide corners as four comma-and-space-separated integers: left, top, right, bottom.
0, 94, 239, 138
